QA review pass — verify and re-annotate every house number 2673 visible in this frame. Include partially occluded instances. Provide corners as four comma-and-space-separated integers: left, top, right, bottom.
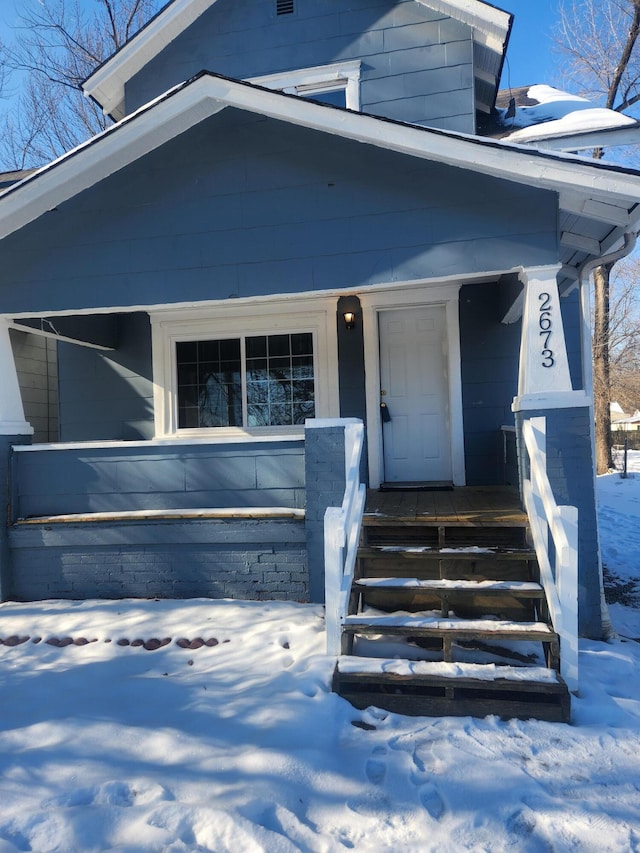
539, 292, 555, 368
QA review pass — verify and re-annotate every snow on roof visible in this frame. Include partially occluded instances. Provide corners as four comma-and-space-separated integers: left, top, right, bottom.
496, 84, 638, 145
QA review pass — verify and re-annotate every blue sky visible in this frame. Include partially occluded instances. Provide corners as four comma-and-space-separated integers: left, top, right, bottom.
500, 0, 561, 89
1, 0, 560, 89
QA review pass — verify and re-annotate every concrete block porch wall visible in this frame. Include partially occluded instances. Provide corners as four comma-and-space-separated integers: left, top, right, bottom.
4, 422, 354, 603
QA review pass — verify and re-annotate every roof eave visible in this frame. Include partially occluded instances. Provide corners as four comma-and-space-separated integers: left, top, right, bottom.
512, 124, 640, 152
83, 0, 212, 118
5, 74, 640, 252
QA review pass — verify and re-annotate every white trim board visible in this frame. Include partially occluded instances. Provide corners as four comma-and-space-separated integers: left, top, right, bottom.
150, 296, 339, 439
417, 0, 511, 53
4, 268, 522, 321
83, 0, 511, 120
14, 434, 305, 452
249, 60, 362, 111
3, 73, 640, 246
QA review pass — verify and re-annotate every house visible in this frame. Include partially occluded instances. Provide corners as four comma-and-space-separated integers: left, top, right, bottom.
0, 0, 639, 716
611, 402, 640, 434
1, 170, 59, 444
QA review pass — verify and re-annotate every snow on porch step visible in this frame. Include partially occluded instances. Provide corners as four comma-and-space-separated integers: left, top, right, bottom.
354, 578, 543, 596
336, 656, 560, 683
357, 545, 536, 559
342, 613, 555, 641
333, 656, 571, 721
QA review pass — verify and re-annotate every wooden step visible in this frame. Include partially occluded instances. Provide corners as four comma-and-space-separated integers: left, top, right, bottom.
361, 521, 530, 550
357, 545, 536, 560
333, 657, 570, 722
343, 614, 555, 643
354, 578, 543, 594
352, 578, 544, 621
355, 544, 538, 588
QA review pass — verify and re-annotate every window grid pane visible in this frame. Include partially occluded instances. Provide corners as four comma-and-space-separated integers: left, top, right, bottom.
246, 332, 314, 426
176, 339, 242, 428
176, 332, 314, 429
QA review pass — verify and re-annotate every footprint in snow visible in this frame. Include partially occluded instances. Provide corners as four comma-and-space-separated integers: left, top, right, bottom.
365, 759, 386, 785
419, 783, 445, 820
506, 806, 541, 844
346, 792, 390, 817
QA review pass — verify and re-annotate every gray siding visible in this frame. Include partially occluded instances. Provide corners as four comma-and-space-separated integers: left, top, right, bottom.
460, 282, 521, 486
304, 423, 347, 603
0, 111, 559, 316
0, 435, 31, 600
560, 290, 585, 391
11, 329, 58, 442
12, 440, 305, 519
127, 0, 475, 132
9, 517, 307, 601
58, 313, 154, 442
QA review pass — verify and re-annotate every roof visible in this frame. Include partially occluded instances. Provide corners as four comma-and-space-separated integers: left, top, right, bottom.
487, 84, 640, 151
4, 72, 639, 289
82, 0, 512, 120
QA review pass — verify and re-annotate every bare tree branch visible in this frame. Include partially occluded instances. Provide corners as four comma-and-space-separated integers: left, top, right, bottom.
554, 0, 640, 472
0, 0, 161, 171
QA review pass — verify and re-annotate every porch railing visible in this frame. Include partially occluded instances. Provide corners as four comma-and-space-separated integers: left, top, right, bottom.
324, 421, 366, 656
522, 416, 579, 693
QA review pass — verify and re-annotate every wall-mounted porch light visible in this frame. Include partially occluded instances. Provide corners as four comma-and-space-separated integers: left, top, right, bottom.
343, 311, 356, 330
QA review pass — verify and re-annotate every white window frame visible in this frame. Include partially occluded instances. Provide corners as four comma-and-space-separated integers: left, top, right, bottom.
249, 60, 361, 111
151, 297, 339, 439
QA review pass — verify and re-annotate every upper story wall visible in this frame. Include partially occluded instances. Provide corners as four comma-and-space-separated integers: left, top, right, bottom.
126, 0, 476, 133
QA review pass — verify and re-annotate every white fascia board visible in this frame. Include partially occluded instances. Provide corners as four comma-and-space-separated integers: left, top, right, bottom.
83, 0, 215, 118
417, 0, 512, 51
199, 76, 640, 205
0, 78, 224, 240
3, 74, 640, 243
520, 125, 640, 152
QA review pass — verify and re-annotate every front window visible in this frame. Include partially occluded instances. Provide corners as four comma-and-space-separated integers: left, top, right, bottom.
176, 332, 315, 430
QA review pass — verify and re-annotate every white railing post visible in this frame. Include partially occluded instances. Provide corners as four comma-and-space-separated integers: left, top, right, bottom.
522, 415, 579, 695
322, 420, 366, 657
556, 505, 579, 691
325, 506, 345, 657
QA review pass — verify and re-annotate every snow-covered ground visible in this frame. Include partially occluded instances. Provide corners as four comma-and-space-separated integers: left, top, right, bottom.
1, 462, 640, 852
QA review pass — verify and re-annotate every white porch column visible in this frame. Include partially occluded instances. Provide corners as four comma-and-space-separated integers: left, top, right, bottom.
0, 318, 33, 436
514, 265, 588, 412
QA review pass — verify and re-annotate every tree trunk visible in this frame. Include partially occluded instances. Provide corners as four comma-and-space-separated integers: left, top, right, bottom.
593, 263, 614, 473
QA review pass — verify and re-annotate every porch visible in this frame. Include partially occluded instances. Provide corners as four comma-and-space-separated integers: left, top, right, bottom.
327, 422, 577, 720
364, 485, 526, 527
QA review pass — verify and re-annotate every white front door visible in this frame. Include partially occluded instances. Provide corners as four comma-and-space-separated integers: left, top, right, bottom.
379, 306, 452, 483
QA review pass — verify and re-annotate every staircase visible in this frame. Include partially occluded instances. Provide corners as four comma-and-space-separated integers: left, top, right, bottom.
332, 489, 571, 723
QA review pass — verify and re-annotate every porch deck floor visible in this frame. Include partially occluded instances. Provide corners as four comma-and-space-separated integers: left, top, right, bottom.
364, 486, 526, 526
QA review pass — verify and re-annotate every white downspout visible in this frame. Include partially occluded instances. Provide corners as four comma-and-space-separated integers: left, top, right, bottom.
577, 231, 638, 639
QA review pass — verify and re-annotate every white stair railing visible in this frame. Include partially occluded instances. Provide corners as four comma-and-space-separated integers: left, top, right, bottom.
324, 421, 366, 656
522, 416, 579, 693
